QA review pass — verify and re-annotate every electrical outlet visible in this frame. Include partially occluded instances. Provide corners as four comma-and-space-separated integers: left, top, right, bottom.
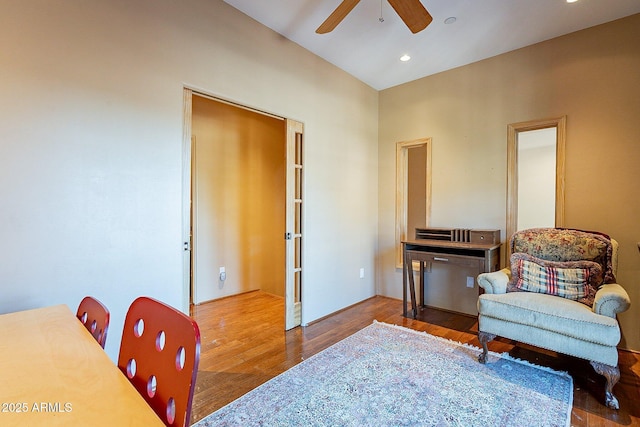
359, 268, 365, 279
466, 276, 475, 288
219, 267, 226, 282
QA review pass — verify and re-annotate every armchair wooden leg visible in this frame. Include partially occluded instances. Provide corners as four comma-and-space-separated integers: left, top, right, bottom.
477, 332, 496, 364
590, 361, 620, 410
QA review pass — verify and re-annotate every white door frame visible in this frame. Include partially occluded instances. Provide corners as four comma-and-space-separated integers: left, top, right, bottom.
181, 89, 193, 312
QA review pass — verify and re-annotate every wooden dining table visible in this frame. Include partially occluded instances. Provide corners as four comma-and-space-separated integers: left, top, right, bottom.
0, 304, 164, 426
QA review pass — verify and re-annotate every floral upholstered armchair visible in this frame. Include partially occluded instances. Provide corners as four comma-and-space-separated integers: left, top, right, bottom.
476, 228, 631, 409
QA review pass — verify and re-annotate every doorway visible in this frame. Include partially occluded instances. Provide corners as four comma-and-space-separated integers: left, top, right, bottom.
182, 89, 303, 330
395, 138, 432, 268
506, 116, 566, 245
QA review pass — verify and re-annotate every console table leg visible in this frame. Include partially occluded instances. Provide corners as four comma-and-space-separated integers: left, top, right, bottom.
419, 261, 425, 308
406, 254, 417, 318
402, 246, 408, 318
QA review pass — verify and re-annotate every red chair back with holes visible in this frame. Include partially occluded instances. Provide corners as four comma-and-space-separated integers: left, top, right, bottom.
118, 297, 200, 427
76, 296, 110, 349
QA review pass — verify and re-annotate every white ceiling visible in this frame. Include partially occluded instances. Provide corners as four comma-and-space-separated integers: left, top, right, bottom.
223, 0, 640, 90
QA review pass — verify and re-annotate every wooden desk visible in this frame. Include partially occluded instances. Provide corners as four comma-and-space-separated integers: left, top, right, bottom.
402, 239, 501, 318
0, 305, 164, 427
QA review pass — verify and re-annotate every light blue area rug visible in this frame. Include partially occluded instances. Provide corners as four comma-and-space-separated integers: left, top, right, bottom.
195, 321, 573, 427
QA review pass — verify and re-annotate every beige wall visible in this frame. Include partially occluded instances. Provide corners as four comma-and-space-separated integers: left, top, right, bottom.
0, 0, 379, 361
192, 96, 286, 302
378, 14, 640, 350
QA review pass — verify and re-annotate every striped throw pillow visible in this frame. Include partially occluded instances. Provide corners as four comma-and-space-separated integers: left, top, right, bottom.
507, 253, 603, 306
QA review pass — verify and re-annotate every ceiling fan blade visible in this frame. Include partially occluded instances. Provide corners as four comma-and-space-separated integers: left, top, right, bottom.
316, 0, 361, 34
387, 0, 433, 34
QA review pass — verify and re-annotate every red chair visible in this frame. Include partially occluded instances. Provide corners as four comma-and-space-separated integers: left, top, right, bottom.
118, 297, 200, 427
76, 296, 110, 349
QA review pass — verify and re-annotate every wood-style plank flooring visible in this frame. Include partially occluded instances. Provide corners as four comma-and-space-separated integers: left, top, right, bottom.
190, 291, 640, 426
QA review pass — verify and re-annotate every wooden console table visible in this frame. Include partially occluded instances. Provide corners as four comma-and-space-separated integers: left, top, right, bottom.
402, 239, 501, 318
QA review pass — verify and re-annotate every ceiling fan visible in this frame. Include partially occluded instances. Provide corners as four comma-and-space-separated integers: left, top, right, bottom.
316, 0, 433, 34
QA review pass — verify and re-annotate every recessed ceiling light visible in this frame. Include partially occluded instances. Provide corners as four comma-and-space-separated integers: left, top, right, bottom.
566, 0, 579, 3
400, 54, 411, 62
444, 17, 457, 25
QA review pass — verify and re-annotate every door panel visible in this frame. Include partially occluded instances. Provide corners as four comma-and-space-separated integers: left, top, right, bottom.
285, 119, 303, 330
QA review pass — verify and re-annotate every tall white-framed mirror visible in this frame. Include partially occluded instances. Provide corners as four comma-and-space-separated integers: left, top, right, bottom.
506, 116, 566, 250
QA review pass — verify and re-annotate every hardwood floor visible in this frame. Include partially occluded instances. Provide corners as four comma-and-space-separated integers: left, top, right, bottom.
190, 291, 640, 426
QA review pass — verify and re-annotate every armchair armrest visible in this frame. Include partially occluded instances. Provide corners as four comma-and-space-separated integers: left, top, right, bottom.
477, 268, 511, 294
593, 283, 631, 318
